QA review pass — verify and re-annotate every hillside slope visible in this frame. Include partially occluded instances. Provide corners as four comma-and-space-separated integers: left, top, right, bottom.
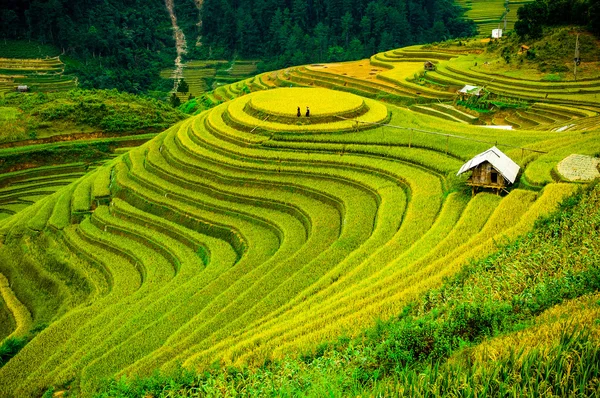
97, 181, 600, 396
0, 23, 599, 396
0, 89, 185, 221
0, 81, 597, 395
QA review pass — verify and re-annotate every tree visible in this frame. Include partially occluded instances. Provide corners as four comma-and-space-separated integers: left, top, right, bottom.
177, 79, 189, 93
515, 0, 550, 38
591, 0, 600, 35
292, 0, 309, 30
328, 45, 345, 61
236, 8, 260, 57
170, 92, 181, 107
0, 10, 19, 38
314, 22, 329, 61
347, 38, 365, 60
341, 11, 353, 47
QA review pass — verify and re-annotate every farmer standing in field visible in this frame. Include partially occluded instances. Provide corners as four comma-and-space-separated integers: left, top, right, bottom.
297, 106, 301, 117
306, 106, 310, 117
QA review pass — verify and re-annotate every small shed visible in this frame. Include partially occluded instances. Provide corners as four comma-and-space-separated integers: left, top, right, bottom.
457, 84, 484, 101
492, 29, 503, 39
424, 61, 436, 71
457, 146, 520, 194
16, 85, 29, 93
518, 45, 531, 55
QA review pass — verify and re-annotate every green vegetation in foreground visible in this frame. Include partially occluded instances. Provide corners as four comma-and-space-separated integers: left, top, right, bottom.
95, 182, 600, 397
0, 89, 186, 144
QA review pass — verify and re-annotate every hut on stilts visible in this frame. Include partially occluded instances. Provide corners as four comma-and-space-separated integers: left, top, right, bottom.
457, 146, 520, 195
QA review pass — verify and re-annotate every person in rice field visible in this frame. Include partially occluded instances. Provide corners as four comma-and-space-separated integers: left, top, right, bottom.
306, 106, 310, 117
297, 106, 301, 117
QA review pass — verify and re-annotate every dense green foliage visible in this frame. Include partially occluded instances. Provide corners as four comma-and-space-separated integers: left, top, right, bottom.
0, 0, 187, 93
0, 337, 28, 368
94, 183, 600, 397
0, 40, 60, 58
0, 324, 48, 368
515, 0, 600, 38
9, 90, 185, 131
0, 89, 185, 144
96, 328, 600, 397
199, 0, 476, 68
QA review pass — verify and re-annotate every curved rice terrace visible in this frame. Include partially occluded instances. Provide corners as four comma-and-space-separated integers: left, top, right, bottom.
276, 35, 600, 133
0, 57, 77, 97
0, 77, 598, 396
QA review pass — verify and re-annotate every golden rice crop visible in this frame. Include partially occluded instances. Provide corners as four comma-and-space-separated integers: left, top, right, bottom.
0, 79, 597, 397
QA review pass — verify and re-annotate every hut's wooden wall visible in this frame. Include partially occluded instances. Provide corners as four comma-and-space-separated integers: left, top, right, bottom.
467, 162, 506, 188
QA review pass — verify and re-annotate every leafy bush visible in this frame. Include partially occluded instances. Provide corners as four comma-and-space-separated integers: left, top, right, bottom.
0, 337, 27, 367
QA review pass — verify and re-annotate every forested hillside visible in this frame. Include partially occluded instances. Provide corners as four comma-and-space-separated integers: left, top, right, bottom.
198, 0, 476, 67
515, 0, 600, 38
1, 0, 475, 93
0, 0, 191, 93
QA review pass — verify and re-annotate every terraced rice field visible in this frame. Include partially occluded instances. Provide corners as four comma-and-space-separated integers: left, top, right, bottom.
456, 0, 507, 35
162, 60, 258, 100
0, 156, 125, 222
161, 60, 227, 100
1, 84, 597, 396
0, 57, 77, 96
452, 0, 536, 35
505, 0, 534, 30
277, 43, 600, 132
216, 60, 259, 84
0, 164, 88, 221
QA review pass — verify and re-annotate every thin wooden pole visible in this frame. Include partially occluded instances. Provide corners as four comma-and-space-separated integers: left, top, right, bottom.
574, 33, 580, 82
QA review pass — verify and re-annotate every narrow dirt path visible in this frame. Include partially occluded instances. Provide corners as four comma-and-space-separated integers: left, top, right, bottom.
194, 0, 204, 46
165, 0, 187, 91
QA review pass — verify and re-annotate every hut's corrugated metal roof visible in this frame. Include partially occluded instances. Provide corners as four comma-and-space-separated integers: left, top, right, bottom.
458, 85, 483, 95
457, 146, 520, 184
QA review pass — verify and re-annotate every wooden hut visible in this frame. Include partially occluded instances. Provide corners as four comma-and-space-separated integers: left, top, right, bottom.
457, 146, 520, 195
424, 61, 436, 71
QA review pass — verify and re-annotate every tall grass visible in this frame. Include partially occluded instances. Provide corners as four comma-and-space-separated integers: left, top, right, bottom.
92, 181, 600, 397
